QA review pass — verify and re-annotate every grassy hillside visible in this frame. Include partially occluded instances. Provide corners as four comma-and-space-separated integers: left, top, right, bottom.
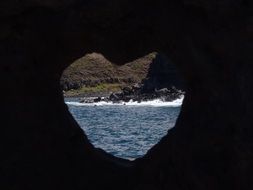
61, 52, 156, 97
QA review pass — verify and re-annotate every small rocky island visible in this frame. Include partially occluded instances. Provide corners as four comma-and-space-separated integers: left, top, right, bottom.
61, 52, 185, 103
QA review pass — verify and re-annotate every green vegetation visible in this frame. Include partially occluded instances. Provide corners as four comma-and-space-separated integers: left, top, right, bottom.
61, 52, 156, 97
63, 83, 122, 97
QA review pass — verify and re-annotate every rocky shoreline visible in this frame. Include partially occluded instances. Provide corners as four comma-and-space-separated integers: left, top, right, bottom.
79, 84, 184, 104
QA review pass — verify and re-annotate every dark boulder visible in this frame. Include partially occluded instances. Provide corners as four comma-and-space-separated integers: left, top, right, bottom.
109, 92, 121, 102
79, 97, 95, 103
94, 97, 102, 102
122, 86, 133, 95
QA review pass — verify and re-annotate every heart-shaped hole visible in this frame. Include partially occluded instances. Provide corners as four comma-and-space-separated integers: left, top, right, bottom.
62, 52, 184, 159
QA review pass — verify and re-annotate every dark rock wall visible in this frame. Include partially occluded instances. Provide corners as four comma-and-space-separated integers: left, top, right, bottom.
143, 53, 185, 92
1, 0, 253, 190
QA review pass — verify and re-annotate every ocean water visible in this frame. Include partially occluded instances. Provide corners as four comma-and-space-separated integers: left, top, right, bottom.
65, 97, 183, 159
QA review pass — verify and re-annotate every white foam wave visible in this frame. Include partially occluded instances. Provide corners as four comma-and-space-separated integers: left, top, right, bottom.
65, 96, 184, 107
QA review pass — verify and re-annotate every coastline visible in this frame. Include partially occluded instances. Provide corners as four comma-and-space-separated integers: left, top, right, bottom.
63, 85, 184, 105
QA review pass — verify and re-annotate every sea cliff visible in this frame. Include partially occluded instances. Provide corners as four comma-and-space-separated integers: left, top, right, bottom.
61, 52, 184, 101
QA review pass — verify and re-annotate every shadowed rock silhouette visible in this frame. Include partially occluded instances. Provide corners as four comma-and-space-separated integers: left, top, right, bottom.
1, 0, 253, 190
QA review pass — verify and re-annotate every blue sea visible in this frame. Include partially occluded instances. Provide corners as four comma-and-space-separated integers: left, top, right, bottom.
65, 97, 183, 159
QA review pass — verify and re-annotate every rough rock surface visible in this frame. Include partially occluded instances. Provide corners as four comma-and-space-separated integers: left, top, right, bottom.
61, 52, 184, 98
105, 86, 184, 103
1, 1, 253, 190
60, 53, 155, 92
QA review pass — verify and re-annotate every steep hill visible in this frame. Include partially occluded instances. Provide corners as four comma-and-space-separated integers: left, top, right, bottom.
60, 52, 184, 97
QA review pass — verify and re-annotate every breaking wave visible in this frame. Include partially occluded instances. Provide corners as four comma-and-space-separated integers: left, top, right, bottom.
65, 96, 184, 107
